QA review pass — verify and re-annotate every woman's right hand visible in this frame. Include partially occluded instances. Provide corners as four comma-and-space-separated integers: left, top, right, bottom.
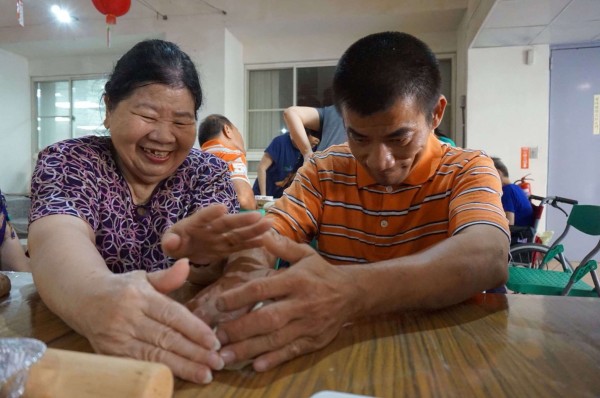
162, 204, 272, 265
70, 259, 224, 384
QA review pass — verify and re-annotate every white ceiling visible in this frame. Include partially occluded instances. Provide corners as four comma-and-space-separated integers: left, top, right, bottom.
0, 0, 598, 59
473, 0, 600, 47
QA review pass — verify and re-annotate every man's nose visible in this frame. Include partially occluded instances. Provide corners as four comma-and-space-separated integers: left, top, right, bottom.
367, 143, 394, 171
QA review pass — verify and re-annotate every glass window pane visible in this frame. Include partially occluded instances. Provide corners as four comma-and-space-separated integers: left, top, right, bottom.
72, 79, 107, 138
37, 117, 71, 150
248, 69, 293, 109
37, 81, 70, 117
248, 110, 285, 150
296, 66, 336, 107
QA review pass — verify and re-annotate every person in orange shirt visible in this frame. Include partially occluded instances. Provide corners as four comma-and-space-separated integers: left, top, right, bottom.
198, 115, 257, 210
165, 31, 509, 372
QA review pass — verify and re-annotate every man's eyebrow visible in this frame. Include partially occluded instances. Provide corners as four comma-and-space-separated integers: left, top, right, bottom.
347, 126, 413, 138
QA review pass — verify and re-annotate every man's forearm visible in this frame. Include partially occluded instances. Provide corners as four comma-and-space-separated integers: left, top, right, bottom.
343, 225, 508, 319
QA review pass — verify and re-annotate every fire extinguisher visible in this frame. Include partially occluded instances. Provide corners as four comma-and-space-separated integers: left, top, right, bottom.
515, 174, 533, 197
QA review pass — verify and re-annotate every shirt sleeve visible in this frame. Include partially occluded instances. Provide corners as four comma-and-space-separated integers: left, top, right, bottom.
228, 156, 251, 185
29, 142, 101, 230
448, 154, 510, 240
267, 159, 321, 243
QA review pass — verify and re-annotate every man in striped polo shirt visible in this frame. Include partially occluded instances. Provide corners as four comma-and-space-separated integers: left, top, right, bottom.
166, 31, 510, 372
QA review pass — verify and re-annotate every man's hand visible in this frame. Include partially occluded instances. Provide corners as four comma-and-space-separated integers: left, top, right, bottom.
213, 233, 362, 372
186, 250, 277, 326
161, 204, 272, 265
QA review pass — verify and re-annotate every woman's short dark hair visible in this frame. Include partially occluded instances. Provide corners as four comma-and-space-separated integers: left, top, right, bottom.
104, 39, 202, 118
333, 31, 441, 123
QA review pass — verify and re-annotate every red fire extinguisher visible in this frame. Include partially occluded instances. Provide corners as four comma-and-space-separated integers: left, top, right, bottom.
515, 174, 533, 196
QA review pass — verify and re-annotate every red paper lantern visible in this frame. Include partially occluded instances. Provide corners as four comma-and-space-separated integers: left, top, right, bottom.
91, 0, 131, 25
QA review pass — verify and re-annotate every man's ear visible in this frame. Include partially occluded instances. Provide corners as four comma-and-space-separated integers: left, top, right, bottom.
431, 95, 447, 130
222, 124, 232, 139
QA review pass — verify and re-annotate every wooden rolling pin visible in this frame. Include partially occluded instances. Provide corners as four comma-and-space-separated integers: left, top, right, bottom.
23, 348, 173, 398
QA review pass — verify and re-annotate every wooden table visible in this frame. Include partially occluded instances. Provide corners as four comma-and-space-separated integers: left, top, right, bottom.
2, 272, 599, 397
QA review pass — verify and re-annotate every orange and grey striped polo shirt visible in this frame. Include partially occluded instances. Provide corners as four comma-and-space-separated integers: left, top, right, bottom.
268, 133, 509, 264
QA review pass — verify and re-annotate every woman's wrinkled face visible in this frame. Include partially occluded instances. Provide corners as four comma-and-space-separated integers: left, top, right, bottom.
342, 96, 445, 186
104, 84, 197, 187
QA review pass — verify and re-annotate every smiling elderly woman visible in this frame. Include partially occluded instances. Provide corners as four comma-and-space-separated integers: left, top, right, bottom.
27, 39, 271, 384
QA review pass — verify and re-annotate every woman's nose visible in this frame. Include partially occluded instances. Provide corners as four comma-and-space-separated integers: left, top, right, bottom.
148, 121, 176, 143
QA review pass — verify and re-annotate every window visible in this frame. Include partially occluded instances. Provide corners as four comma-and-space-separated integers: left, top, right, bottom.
34, 77, 107, 154
245, 63, 336, 176
245, 58, 454, 179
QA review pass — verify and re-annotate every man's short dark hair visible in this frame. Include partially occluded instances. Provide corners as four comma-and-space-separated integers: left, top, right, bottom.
198, 114, 232, 146
492, 157, 509, 178
333, 31, 441, 122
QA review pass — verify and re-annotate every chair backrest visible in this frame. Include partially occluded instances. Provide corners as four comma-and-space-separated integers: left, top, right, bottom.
567, 205, 600, 236
531, 203, 544, 231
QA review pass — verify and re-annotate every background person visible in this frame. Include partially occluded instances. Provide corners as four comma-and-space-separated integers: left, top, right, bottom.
198, 115, 257, 210
0, 188, 30, 272
27, 39, 271, 384
252, 131, 320, 198
165, 31, 509, 372
492, 157, 534, 244
283, 105, 346, 163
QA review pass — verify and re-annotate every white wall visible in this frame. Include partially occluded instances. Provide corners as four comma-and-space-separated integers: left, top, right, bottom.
223, 29, 244, 130
467, 44, 550, 221
0, 49, 31, 194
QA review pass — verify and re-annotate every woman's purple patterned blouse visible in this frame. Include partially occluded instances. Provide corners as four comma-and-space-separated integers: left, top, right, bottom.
30, 136, 239, 273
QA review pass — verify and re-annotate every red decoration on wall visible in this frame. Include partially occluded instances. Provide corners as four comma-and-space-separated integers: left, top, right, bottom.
91, 0, 131, 25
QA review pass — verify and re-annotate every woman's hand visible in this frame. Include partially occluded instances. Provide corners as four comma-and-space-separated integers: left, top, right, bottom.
161, 204, 272, 265
77, 259, 224, 384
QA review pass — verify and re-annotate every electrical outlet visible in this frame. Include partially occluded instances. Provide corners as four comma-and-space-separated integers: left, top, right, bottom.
529, 146, 538, 159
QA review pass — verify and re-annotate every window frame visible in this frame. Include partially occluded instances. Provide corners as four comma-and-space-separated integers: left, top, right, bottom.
31, 74, 107, 168
244, 60, 338, 179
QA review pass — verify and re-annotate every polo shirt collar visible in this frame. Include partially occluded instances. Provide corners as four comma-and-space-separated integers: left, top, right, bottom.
356, 133, 443, 188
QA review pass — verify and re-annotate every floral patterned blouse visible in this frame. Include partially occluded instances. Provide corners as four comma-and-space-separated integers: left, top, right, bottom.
30, 136, 238, 273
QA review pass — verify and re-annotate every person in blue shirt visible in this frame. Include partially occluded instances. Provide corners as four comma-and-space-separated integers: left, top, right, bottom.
253, 131, 319, 198
0, 189, 29, 271
492, 157, 534, 244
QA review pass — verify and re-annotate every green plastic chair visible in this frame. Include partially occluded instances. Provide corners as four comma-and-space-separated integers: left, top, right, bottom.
507, 204, 600, 297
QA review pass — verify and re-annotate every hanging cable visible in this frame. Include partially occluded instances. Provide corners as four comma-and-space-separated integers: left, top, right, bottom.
135, 0, 168, 20
201, 0, 227, 15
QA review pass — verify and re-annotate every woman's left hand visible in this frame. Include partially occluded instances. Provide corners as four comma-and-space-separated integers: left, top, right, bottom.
161, 204, 272, 265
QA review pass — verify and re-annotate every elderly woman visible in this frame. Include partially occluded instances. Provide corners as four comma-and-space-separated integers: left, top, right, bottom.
28, 40, 271, 384
0, 189, 30, 271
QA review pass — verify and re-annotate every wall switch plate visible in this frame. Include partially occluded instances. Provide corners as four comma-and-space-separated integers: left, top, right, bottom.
529, 146, 538, 159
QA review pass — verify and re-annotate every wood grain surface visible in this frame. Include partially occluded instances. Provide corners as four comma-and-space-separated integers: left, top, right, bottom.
2, 272, 599, 398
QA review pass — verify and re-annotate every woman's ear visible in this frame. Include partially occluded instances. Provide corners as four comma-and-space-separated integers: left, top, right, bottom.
431, 95, 448, 129
103, 96, 111, 129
